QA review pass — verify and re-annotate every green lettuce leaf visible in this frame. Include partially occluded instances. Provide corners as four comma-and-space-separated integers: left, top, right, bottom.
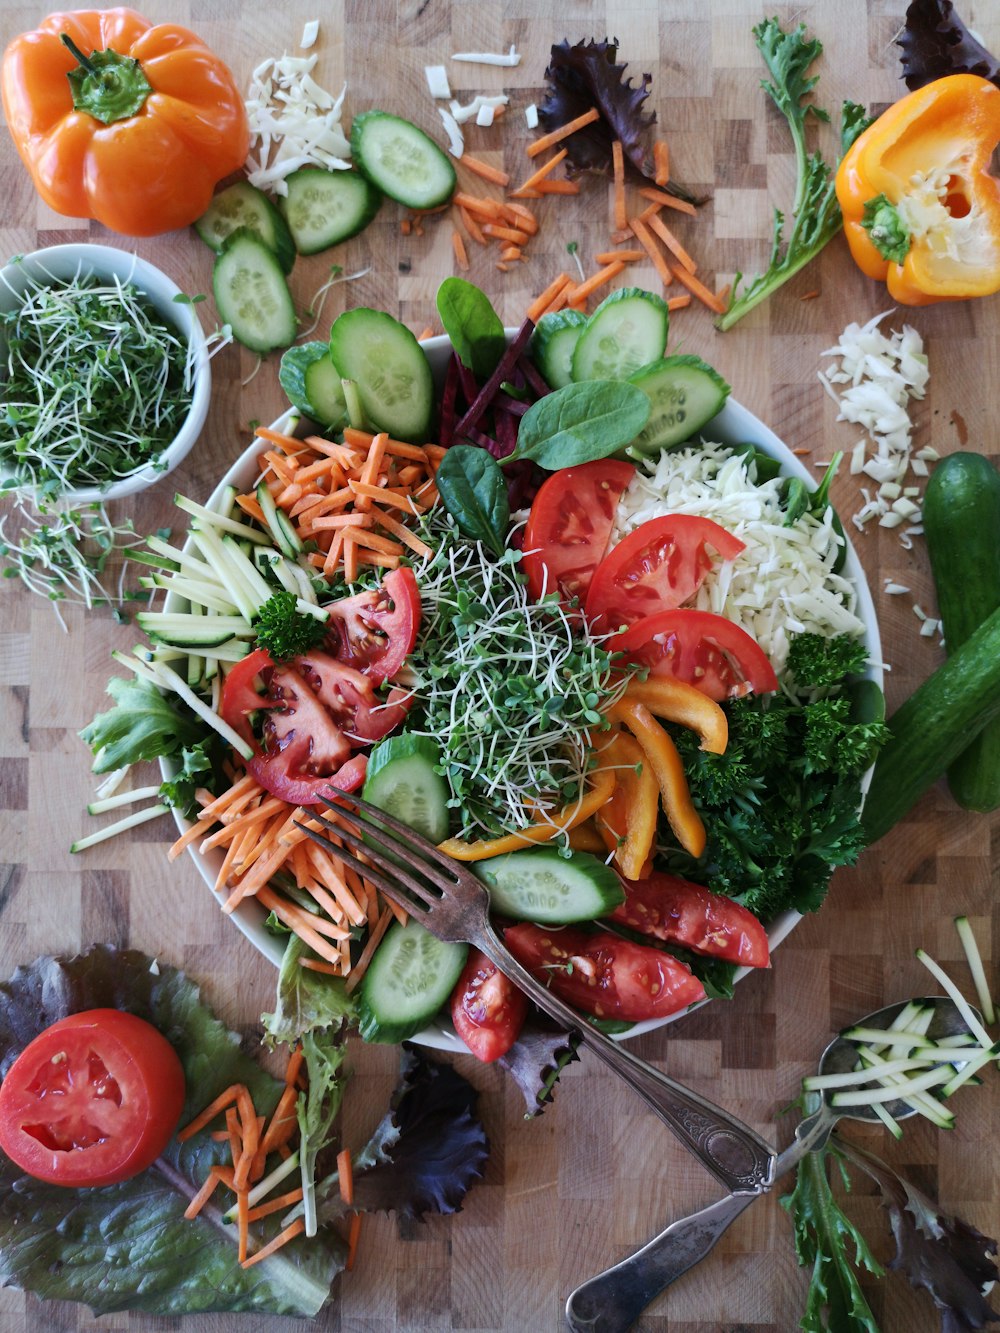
261, 932, 356, 1048
79, 675, 203, 773
0, 946, 344, 1317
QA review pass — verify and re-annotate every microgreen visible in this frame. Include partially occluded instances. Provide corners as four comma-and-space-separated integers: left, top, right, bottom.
403, 512, 631, 840
0, 263, 194, 495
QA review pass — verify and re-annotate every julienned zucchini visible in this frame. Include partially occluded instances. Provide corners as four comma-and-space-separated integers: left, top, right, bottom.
860, 603, 1000, 844
923, 451, 1000, 812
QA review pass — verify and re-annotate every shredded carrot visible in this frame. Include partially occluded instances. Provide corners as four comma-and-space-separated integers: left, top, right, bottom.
458, 204, 487, 244
345, 907, 395, 993
459, 153, 510, 186
666, 293, 692, 311
527, 106, 599, 157
500, 245, 523, 262
337, 1148, 355, 1205
483, 223, 531, 246
506, 203, 538, 233
533, 179, 580, 195
510, 148, 568, 196
242, 1217, 307, 1269
417, 325, 435, 340
346, 1213, 363, 1271
653, 139, 670, 187
628, 216, 675, 288
184, 1165, 232, 1220
285, 1045, 304, 1088
611, 140, 627, 231
800, 289, 820, 301
178, 1085, 244, 1142
452, 228, 470, 271
453, 191, 505, 220
246, 1188, 305, 1224
670, 263, 728, 313
526, 272, 572, 323
646, 212, 697, 274
253, 425, 304, 451
595, 248, 644, 264
568, 260, 625, 307
637, 186, 697, 217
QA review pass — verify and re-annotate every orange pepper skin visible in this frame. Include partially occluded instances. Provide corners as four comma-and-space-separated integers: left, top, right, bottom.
836, 74, 1000, 305
1, 9, 249, 236
594, 731, 658, 881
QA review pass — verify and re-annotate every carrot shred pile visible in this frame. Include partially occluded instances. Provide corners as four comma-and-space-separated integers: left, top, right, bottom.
180, 1049, 362, 1270
237, 426, 439, 585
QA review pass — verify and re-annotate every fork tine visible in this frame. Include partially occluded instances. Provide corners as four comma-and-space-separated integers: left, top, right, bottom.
319, 790, 463, 880
293, 819, 430, 919
305, 808, 444, 906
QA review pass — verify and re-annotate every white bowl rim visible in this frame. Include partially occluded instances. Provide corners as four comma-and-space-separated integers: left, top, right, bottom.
0, 242, 210, 505
164, 330, 884, 1051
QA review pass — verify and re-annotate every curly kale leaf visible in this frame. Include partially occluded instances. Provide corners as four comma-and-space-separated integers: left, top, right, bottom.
538, 38, 703, 204
899, 0, 1000, 91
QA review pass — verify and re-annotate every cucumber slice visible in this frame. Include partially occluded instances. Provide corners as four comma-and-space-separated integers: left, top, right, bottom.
364, 735, 450, 843
473, 847, 625, 924
351, 110, 456, 210
625, 355, 731, 456
357, 919, 468, 1043
530, 309, 587, 389
571, 287, 670, 383
135, 613, 252, 647
279, 343, 348, 429
195, 182, 296, 273
213, 230, 297, 354
279, 167, 382, 254
328, 308, 434, 442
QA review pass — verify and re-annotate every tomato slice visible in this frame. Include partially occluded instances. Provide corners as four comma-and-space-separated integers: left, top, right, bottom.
610, 872, 770, 968
521, 459, 635, 605
220, 649, 409, 806
450, 948, 529, 1062
0, 1009, 185, 1188
585, 515, 746, 631
322, 566, 421, 684
612, 609, 778, 702
504, 923, 705, 1022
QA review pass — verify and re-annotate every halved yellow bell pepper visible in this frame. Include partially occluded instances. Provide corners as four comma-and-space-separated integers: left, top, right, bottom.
594, 730, 659, 881
619, 677, 728, 755
606, 699, 706, 859
836, 74, 1000, 305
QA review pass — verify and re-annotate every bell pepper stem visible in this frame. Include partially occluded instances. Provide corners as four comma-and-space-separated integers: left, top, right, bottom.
60, 33, 98, 76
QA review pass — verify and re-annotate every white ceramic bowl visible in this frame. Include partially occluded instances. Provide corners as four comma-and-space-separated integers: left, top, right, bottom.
167, 333, 883, 1052
0, 243, 210, 504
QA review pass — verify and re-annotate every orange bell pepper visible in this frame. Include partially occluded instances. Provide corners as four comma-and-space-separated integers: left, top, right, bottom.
1, 8, 249, 236
606, 699, 706, 859
437, 768, 615, 862
619, 677, 728, 755
594, 730, 659, 881
835, 74, 1000, 305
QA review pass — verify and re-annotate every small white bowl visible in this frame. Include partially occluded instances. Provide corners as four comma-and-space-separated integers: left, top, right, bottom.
0, 243, 210, 504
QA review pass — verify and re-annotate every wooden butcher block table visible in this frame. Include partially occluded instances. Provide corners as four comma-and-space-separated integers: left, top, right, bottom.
0, 1, 997, 1329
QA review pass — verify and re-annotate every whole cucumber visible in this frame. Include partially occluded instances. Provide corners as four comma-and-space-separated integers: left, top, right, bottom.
860, 602, 1000, 844
923, 451, 1000, 812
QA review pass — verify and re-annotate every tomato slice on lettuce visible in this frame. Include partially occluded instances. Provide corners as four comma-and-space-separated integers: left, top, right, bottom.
322, 566, 420, 683
449, 948, 529, 1062
521, 459, 635, 605
585, 514, 746, 631
504, 923, 705, 1022
610, 872, 770, 968
0, 1009, 185, 1188
612, 608, 778, 701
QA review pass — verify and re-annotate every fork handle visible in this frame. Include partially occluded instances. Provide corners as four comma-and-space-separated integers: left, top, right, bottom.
473, 928, 775, 1195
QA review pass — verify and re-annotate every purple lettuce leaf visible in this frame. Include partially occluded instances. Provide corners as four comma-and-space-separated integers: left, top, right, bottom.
898, 0, 1000, 90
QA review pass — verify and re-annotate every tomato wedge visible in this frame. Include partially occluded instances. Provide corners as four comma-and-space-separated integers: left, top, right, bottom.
612, 609, 778, 701
322, 566, 420, 684
585, 514, 746, 631
504, 923, 705, 1022
450, 948, 529, 1062
610, 872, 771, 968
521, 459, 635, 605
0, 1009, 185, 1187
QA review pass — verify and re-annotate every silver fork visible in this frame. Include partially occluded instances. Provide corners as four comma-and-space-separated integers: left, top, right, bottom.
295, 792, 776, 1196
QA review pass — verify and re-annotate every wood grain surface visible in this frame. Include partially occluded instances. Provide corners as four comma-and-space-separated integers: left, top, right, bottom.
0, 1, 998, 1330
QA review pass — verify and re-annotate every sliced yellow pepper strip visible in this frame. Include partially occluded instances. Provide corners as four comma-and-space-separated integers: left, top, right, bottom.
437, 767, 616, 861
607, 699, 706, 859
595, 730, 660, 880
566, 819, 610, 854
621, 677, 728, 755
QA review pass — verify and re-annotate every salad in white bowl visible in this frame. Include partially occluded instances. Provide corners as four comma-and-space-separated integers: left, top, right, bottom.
78, 280, 885, 1099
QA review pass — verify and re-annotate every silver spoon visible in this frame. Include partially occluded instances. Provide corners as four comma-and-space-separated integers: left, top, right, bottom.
565, 995, 979, 1333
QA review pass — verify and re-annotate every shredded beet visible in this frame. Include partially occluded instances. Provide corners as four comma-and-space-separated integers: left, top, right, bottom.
454, 320, 536, 438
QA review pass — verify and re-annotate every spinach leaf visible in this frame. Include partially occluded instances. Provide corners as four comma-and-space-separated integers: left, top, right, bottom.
436, 277, 507, 381
80, 675, 204, 773
504, 380, 650, 470
434, 444, 510, 556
